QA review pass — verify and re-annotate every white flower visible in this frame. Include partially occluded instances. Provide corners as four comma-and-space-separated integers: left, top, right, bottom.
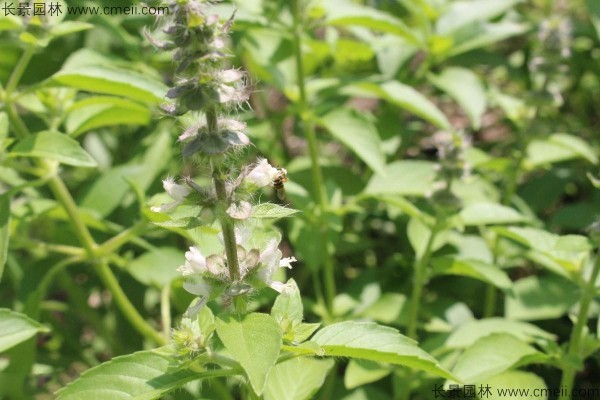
217, 69, 244, 83
177, 247, 208, 276
151, 177, 191, 213
257, 239, 296, 293
245, 159, 279, 188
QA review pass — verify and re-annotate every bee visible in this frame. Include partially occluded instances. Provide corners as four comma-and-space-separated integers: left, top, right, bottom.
272, 168, 288, 200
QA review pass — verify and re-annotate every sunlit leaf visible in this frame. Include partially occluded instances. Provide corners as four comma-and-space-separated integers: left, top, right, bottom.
264, 357, 334, 400
9, 131, 97, 167
252, 203, 300, 219
0, 309, 49, 353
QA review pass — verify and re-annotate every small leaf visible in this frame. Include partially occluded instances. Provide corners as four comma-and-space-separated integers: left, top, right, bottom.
365, 161, 437, 197
216, 313, 282, 395
264, 357, 334, 400
342, 81, 450, 129
152, 217, 204, 230
55, 350, 198, 400
445, 318, 556, 349
9, 131, 97, 167
428, 67, 486, 129
0, 195, 9, 282
252, 203, 300, 219
459, 202, 527, 225
344, 360, 391, 390
431, 257, 513, 292
52, 66, 167, 104
0, 309, 49, 353
271, 279, 303, 338
311, 321, 455, 380
451, 333, 546, 384
49, 21, 94, 38
127, 248, 183, 288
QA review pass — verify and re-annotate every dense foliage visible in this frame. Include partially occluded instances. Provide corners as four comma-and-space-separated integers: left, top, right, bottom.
0, 0, 599, 399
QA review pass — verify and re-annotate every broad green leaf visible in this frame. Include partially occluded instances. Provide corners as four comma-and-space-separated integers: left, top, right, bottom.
448, 21, 529, 57
55, 350, 198, 400
505, 274, 580, 321
52, 66, 167, 104
431, 257, 512, 292
9, 131, 97, 167
252, 203, 300, 219
0, 15, 22, 31
482, 371, 547, 400
0, 195, 8, 282
526, 133, 599, 167
0, 309, 49, 353
324, 1, 420, 44
459, 202, 527, 225
66, 97, 152, 137
342, 81, 450, 129
49, 21, 94, 38
319, 109, 385, 174
445, 318, 556, 349
451, 333, 546, 383
216, 313, 282, 395
436, 0, 522, 35
365, 160, 437, 197
311, 321, 455, 380
127, 248, 183, 288
264, 357, 334, 400
428, 67, 486, 129
271, 279, 303, 339
344, 360, 391, 390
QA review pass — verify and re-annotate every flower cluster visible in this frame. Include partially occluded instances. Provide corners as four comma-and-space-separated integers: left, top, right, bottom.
147, 0, 297, 324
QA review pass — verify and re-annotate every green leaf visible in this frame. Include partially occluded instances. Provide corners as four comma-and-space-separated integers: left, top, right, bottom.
152, 217, 204, 230
407, 217, 448, 259
0, 309, 49, 353
428, 67, 486, 129
482, 371, 548, 400
319, 108, 385, 174
55, 350, 198, 400
311, 321, 455, 380
252, 203, 300, 219
264, 357, 334, 400
127, 248, 183, 288
0, 15, 22, 31
66, 97, 152, 137
49, 21, 94, 38
445, 318, 556, 349
365, 160, 437, 197
431, 257, 513, 292
505, 274, 580, 321
459, 202, 527, 225
271, 279, 303, 339
216, 313, 282, 395
324, 1, 421, 44
9, 131, 97, 167
451, 333, 546, 383
526, 133, 599, 167
0, 112, 8, 140
342, 81, 450, 129
344, 360, 391, 390
0, 195, 8, 283
52, 66, 167, 104
436, 0, 522, 35
448, 21, 529, 57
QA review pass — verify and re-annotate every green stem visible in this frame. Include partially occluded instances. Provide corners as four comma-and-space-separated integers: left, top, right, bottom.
483, 236, 500, 318
161, 284, 172, 338
5, 45, 35, 98
559, 254, 600, 400
94, 261, 166, 345
94, 221, 147, 258
291, 0, 336, 317
407, 220, 441, 339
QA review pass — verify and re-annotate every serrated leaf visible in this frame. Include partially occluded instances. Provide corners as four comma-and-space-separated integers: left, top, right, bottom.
264, 357, 334, 400
0, 309, 49, 353
344, 360, 391, 390
216, 313, 282, 395
52, 66, 167, 104
311, 321, 455, 380
55, 350, 198, 400
127, 248, 183, 288
431, 257, 513, 292
365, 160, 437, 197
9, 131, 97, 167
459, 202, 527, 225
445, 318, 556, 349
0, 195, 9, 282
342, 81, 450, 129
428, 67, 486, 129
451, 333, 546, 384
252, 203, 300, 219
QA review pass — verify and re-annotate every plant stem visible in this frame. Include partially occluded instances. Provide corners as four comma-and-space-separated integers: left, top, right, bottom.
559, 254, 600, 400
161, 284, 172, 338
407, 220, 441, 339
94, 261, 166, 345
5, 45, 35, 98
291, 0, 336, 317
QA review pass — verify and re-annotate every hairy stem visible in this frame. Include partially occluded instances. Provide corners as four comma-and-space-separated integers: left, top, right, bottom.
559, 254, 600, 400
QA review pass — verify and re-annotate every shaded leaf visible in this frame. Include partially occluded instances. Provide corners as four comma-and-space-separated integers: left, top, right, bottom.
9, 131, 97, 167
365, 161, 437, 197
127, 248, 183, 288
344, 360, 391, 390
264, 357, 334, 400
